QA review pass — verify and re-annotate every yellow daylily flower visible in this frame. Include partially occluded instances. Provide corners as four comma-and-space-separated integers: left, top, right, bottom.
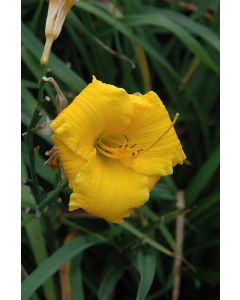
51, 77, 186, 223
41, 0, 74, 65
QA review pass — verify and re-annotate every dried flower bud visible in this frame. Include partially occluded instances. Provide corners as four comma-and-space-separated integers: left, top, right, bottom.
41, 0, 75, 65
42, 76, 68, 113
44, 146, 60, 169
36, 121, 53, 135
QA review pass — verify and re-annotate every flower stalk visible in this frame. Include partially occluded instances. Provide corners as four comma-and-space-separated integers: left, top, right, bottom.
37, 178, 68, 212
26, 78, 46, 203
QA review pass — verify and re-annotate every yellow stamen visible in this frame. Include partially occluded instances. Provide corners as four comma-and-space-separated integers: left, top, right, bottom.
96, 145, 120, 159
96, 113, 179, 160
105, 138, 123, 147
96, 135, 129, 156
97, 140, 119, 153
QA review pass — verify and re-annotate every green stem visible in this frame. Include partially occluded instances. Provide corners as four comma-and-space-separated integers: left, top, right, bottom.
120, 221, 174, 257
37, 179, 68, 212
26, 79, 46, 203
61, 218, 107, 242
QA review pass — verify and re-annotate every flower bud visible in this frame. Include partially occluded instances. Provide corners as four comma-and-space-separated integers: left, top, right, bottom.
41, 0, 74, 65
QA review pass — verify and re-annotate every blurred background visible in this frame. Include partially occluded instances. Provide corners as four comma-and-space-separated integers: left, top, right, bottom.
21, 0, 220, 299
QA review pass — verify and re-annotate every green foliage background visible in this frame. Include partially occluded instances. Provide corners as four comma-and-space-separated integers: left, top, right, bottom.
21, 0, 219, 299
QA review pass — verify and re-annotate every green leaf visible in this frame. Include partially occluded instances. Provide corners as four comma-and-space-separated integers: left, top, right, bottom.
21, 235, 103, 300
70, 255, 85, 300
21, 142, 55, 185
120, 221, 173, 257
150, 183, 175, 201
98, 261, 125, 300
21, 86, 50, 139
75, 1, 178, 78
141, 205, 189, 225
141, 206, 177, 250
22, 268, 40, 300
136, 249, 156, 300
22, 184, 57, 300
189, 190, 219, 221
123, 13, 219, 74
21, 23, 86, 92
185, 146, 220, 203
142, 7, 220, 51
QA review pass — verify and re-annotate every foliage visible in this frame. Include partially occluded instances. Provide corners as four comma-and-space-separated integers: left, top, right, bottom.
21, 0, 219, 299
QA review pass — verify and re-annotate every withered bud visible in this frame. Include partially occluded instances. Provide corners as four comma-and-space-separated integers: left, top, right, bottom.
42, 76, 68, 113
36, 121, 53, 135
41, 0, 75, 65
44, 146, 60, 169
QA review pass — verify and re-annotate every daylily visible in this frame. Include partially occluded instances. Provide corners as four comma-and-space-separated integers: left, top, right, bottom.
51, 77, 186, 223
41, 0, 74, 65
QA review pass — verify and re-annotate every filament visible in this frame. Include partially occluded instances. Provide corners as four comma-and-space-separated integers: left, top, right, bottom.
144, 113, 179, 152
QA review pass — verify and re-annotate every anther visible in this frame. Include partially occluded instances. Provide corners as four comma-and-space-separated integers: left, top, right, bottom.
96, 134, 141, 160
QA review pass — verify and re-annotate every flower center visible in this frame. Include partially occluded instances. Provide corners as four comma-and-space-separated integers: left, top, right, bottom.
96, 135, 143, 160
96, 113, 179, 160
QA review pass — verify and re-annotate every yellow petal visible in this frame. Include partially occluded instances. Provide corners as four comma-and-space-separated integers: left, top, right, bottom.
122, 92, 186, 176
69, 152, 150, 223
52, 135, 85, 189
148, 175, 161, 190
51, 77, 132, 160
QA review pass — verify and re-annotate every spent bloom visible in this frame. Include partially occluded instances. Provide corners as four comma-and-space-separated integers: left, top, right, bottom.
50, 77, 186, 223
41, 0, 74, 65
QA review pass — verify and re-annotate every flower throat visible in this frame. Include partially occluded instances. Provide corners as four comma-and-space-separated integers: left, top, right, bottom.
96, 113, 179, 160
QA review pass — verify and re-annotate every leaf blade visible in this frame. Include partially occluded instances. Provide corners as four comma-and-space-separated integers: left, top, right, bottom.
21, 236, 103, 300
136, 249, 156, 300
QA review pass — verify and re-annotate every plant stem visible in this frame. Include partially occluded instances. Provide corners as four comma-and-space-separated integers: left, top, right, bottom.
26, 78, 46, 203
37, 179, 68, 212
171, 191, 185, 300
120, 221, 174, 257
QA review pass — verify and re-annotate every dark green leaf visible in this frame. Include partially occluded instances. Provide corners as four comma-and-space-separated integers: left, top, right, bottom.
21, 236, 103, 300
136, 249, 156, 300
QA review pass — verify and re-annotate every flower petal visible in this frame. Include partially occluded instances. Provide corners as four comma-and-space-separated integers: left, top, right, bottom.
51, 76, 132, 159
69, 152, 150, 223
122, 92, 186, 176
52, 135, 85, 189
148, 175, 161, 190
